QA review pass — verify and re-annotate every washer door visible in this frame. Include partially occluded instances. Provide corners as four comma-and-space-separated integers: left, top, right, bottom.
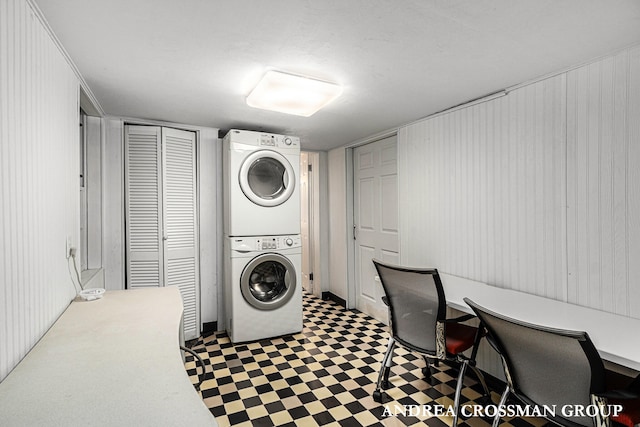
240, 253, 296, 310
239, 150, 295, 207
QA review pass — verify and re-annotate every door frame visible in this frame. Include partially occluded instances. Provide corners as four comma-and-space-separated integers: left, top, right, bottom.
301, 152, 314, 295
345, 130, 399, 311
301, 151, 323, 298
102, 117, 220, 334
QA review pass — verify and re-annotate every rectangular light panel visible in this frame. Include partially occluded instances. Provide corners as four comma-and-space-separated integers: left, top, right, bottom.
246, 70, 342, 117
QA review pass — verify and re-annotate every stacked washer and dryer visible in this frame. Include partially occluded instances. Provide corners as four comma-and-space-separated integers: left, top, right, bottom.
223, 129, 303, 343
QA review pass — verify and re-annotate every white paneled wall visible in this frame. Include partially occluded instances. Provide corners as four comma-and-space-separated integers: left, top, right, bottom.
567, 46, 640, 318
399, 75, 567, 300
0, 0, 79, 381
397, 45, 640, 376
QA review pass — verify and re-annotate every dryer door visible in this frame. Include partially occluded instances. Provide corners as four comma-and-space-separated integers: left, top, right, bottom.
239, 150, 295, 207
240, 253, 296, 310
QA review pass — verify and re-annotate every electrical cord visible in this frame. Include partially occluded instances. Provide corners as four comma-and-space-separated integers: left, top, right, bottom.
181, 345, 207, 392
71, 251, 84, 291
66, 249, 84, 293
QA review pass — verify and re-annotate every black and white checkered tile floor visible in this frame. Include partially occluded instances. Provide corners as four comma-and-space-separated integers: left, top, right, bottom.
184, 293, 547, 427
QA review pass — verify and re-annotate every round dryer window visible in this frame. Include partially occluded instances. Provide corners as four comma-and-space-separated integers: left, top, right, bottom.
240, 253, 296, 310
239, 150, 295, 207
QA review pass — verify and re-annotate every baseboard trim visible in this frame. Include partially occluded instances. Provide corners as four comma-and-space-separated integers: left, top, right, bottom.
201, 321, 217, 337
321, 292, 346, 308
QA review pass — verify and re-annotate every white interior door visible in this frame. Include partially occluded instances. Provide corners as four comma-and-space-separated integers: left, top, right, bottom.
162, 128, 200, 340
353, 135, 399, 322
125, 125, 164, 288
125, 125, 200, 340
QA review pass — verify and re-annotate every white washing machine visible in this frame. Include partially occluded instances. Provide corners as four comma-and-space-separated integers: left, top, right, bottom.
223, 129, 300, 237
224, 235, 303, 343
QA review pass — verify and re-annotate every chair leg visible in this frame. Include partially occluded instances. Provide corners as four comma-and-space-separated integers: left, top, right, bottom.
381, 337, 395, 389
469, 364, 491, 403
381, 364, 392, 390
452, 360, 469, 427
493, 386, 510, 427
373, 337, 395, 403
422, 356, 432, 379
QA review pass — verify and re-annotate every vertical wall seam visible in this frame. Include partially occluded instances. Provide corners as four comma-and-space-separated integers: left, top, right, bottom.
625, 51, 631, 316
598, 62, 603, 310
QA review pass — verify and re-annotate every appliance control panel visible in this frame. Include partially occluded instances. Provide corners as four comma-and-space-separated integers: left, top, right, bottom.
229, 235, 301, 251
259, 133, 299, 148
261, 238, 278, 249
225, 129, 300, 151
257, 235, 301, 250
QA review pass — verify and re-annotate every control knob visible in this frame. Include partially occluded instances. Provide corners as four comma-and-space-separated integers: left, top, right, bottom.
283, 137, 292, 146
285, 238, 294, 246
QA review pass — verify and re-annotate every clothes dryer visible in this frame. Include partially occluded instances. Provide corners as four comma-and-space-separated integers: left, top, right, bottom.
223, 129, 300, 236
224, 235, 303, 343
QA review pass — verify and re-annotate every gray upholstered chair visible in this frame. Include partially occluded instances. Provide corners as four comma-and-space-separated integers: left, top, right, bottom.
372, 259, 490, 426
464, 297, 640, 427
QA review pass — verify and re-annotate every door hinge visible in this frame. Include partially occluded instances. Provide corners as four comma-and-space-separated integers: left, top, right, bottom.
309, 272, 314, 282
308, 164, 312, 172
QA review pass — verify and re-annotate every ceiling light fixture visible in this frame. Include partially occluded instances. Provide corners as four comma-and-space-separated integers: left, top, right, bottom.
246, 70, 342, 117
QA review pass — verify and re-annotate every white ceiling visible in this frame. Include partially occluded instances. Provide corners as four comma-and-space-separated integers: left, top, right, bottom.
35, 0, 640, 151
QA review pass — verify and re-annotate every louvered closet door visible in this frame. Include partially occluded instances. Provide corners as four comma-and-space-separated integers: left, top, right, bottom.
162, 127, 199, 340
125, 125, 164, 288
125, 125, 200, 340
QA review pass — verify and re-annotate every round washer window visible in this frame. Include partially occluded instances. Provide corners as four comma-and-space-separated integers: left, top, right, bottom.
240, 253, 296, 310
239, 150, 295, 207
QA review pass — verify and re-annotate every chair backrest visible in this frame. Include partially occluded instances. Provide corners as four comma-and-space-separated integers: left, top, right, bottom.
372, 259, 446, 354
464, 298, 606, 427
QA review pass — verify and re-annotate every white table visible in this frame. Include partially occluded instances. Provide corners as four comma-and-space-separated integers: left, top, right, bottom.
0, 287, 217, 426
441, 273, 640, 372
